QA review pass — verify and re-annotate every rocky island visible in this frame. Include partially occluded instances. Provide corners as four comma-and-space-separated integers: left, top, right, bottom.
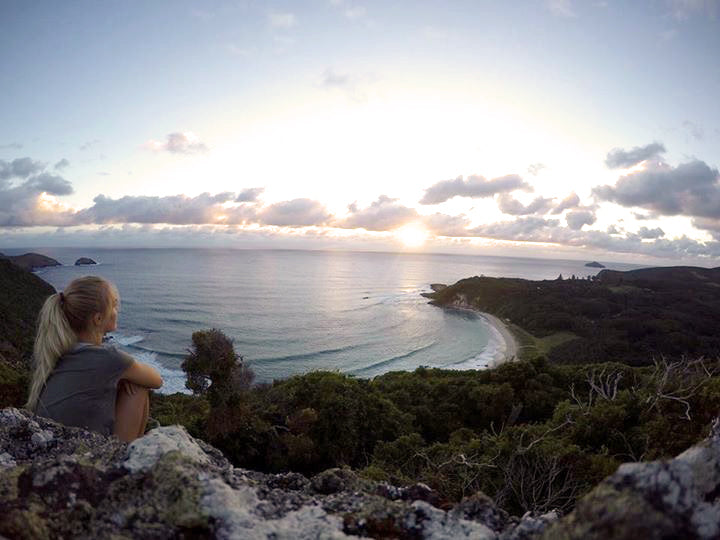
584, 261, 605, 268
0, 252, 61, 272
74, 257, 97, 266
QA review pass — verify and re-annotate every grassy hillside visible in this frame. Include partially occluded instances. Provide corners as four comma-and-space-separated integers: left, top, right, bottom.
0, 259, 55, 406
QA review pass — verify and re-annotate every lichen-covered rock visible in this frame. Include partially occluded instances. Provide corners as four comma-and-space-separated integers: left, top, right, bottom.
1, 407, 559, 539
543, 420, 720, 539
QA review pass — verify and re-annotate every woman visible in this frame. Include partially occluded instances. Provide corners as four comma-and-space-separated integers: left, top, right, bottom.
23, 275, 163, 442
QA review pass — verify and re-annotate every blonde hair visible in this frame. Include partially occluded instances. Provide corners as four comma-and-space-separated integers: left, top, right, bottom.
24, 275, 119, 413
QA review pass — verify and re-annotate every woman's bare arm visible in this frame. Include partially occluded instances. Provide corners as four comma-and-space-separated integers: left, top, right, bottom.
119, 355, 164, 389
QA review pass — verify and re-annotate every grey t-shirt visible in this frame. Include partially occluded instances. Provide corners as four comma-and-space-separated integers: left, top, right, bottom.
36, 342, 135, 437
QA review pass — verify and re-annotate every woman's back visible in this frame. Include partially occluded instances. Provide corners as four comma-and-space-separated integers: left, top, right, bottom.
36, 342, 134, 436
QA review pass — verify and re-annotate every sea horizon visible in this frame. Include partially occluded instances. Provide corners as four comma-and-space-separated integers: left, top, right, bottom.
16, 247, 650, 395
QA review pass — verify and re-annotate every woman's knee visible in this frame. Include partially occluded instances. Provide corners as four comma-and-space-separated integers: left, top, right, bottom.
116, 382, 150, 411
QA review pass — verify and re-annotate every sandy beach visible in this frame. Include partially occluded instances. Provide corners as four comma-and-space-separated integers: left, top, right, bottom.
432, 299, 520, 370
481, 312, 519, 366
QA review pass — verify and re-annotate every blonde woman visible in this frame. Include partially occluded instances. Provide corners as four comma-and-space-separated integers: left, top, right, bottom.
23, 276, 163, 442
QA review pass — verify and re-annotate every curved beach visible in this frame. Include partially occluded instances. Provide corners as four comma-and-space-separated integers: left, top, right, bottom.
480, 312, 519, 366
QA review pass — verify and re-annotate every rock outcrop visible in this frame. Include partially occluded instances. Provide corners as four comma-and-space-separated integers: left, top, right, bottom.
4, 406, 720, 538
0, 252, 61, 271
74, 257, 97, 266
544, 418, 720, 539
0, 407, 559, 539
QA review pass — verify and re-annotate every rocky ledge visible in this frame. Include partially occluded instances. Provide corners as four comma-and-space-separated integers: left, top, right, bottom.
2, 407, 720, 539
0, 407, 559, 539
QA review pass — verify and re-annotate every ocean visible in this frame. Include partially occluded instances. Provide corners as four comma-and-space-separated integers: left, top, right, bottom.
15, 248, 644, 394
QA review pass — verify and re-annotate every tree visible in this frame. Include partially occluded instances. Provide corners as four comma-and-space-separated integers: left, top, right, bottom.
181, 328, 254, 407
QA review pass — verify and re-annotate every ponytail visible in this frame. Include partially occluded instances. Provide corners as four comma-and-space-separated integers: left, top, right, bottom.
23, 275, 117, 413
24, 292, 77, 412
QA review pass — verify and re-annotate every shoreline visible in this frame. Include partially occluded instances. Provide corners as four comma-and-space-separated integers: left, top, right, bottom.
435, 301, 520, 369
480, 312, 519, 366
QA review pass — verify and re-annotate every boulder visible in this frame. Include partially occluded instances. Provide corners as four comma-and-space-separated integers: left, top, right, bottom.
542, 419, 720, 539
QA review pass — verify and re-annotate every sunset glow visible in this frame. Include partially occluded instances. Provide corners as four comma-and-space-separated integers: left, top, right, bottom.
396, 224, 429, 248
1, 2, 718, 262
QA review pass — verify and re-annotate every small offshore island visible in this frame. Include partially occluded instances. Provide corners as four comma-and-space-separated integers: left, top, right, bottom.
4, 256, 720, 538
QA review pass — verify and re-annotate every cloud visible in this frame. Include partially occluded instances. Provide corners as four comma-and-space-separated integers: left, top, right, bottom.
637, 226, 665, 239
667, 0, 720, 19
190, 9, 214, 20
144, 132, 209, 154
546, 0, 576, 17
330, 0, 367, 20
497, 193, 554, 215
319, 68, 373, 103
0, 161, 75, 227
527, 163, 545, 176
0, 142, 22, 150
257, 198, 331, 227
337, 195, 418, 231
54, 158, 70, 170
420, 213, 471, 236
26, 173, 74, 196
469, 216, 720, 259
420, 174, 531, 205
344, 6, 366, 19
236, 187, 264, 202
633, 211, 658, 221
605, 142, 666, 169
692, 217, 720, 240
268, 12, 296, 28
321, 68, 351, 88
566, 209, 597, 230
77, 192, 239, 225
551, 192, 580, 214
80, 139, 100, 151
0, 157, 46, 180
593, 159, 720, 219
682, 120, 705, 141
470, 217, 562, 240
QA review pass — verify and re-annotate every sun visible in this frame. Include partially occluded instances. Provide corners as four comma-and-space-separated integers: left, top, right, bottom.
396, 224, 429, 248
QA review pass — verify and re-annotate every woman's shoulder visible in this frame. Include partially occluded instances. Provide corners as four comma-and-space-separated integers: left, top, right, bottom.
63, 342, 125, 361
61, 342, 134, 373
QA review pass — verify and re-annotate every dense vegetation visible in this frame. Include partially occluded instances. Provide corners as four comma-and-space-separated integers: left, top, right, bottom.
427, 266, 720, 366
0, 259, 55, 407
153, 329, 720, 515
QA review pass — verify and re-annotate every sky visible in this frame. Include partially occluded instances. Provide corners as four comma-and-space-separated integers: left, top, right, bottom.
1, 0, 719, 263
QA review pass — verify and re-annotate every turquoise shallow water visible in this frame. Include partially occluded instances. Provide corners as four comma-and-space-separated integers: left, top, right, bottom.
18, 248, 643, 394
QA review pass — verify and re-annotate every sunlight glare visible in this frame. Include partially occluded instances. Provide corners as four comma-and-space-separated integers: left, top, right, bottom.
396, 224, 429, 248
